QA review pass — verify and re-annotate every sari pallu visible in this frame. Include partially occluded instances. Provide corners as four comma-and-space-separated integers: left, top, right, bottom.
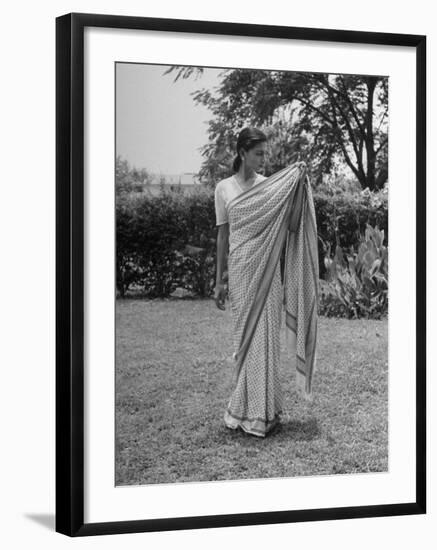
223, 161, 319, 437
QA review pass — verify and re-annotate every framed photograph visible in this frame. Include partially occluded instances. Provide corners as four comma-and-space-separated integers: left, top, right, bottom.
56, 12, 426, 536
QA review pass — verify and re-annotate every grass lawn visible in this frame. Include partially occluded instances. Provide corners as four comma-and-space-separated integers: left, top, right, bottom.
115, 298, 388, 486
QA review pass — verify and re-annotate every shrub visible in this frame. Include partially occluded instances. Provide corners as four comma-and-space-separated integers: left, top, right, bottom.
116, 185, 216, 297
314, 188, 388, 279
318, 224, 388, 319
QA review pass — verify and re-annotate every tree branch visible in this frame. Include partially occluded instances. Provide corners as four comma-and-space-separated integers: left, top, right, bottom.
375, 136, 388, 156
322, 78, 365, 178
290, 95, 336, 127
338, 76, 366, 135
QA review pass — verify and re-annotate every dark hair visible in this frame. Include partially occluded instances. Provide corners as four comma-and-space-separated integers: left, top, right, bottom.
232, 127, 267, 173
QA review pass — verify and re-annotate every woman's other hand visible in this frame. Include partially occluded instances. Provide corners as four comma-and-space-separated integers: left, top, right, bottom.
214, 283, 227, 310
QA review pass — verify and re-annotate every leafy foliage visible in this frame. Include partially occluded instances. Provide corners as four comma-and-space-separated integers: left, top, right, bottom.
116, 185, 216, 298
163, 67, 388, 190
319, 224, 388, 319
315, 184, 388, 279
116, 155, 152, 197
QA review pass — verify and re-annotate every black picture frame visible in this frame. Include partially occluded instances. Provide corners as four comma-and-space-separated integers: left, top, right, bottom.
56, 12, 426, 537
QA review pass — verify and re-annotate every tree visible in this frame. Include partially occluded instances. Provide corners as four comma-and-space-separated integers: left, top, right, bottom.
115, 156, 152, 196
163, 67, 388, 190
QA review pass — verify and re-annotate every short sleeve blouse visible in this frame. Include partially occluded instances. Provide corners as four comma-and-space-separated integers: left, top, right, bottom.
214, 173, 266, 226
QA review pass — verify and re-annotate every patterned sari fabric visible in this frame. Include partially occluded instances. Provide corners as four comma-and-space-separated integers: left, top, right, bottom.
223, 161, 319, 437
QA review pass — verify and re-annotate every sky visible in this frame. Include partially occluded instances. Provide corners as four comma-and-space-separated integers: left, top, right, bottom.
116, 63, 222, 176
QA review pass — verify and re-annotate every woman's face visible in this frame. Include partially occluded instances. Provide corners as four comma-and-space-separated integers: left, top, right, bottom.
242, 142, 267, 173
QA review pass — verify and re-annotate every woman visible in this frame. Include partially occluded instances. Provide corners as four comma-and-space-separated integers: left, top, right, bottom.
214, 127, 319, 438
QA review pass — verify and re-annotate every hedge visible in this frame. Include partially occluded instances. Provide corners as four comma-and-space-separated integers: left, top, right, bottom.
116, 184, 388, 298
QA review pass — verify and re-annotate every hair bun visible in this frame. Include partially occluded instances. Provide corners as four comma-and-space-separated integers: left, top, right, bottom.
232, 154, 242, 173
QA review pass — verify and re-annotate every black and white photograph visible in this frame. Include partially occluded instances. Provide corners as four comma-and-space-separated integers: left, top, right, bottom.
1, 0, 432, 546
115, 62, 389, 486
53, 10, 426, 538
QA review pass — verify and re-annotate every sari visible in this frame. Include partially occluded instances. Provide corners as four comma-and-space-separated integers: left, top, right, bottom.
223, 161, 319, 437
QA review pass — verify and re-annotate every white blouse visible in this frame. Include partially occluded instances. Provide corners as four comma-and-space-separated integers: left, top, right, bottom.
214, 173, 266, 226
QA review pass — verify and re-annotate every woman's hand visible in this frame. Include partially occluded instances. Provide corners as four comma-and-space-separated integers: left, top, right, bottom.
214, 282, 227, 311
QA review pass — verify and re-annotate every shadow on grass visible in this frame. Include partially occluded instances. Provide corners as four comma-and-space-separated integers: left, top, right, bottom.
211, 417, 320, 444
273, 417, 320, 440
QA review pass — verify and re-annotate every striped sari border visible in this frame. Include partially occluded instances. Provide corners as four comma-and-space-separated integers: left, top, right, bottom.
285, 310, 297, 332
224, 409, 281, 437
296, 355, 306, 375
307, 317, 318, 382
304, 230, 319, 290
